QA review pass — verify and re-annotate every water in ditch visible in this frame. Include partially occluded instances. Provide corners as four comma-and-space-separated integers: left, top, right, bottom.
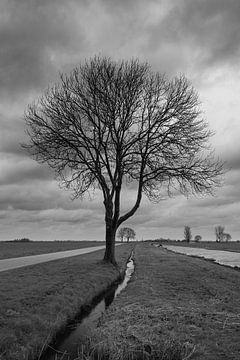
41, 254, 135, 360
164, 245, 240, 268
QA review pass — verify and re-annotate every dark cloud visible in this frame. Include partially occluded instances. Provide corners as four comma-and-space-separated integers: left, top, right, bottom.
0, 173, 105, 213
224, 151, 240, 171
0, 0, 87, 97
229, 158, 240, 171
139, 0, 240, 77
0, 112, 26, 156
0, 159, 52, 186
17, 208, 98, 224
171, 0, 240, 67
0, 182, 61, 211
1, 0, 240, 101
178, 0, 240, 66
0, 132, 56, 186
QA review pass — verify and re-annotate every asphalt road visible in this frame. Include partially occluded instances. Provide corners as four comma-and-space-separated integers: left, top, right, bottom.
164, 245, 240, 268
0, 245, 107, 272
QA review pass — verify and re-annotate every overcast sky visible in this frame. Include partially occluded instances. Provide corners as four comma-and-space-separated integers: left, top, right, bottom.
0, 0, 240, 241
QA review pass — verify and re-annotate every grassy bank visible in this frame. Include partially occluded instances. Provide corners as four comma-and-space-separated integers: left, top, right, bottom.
0, 243, 132, 360
159, 241, 240, 253
88, 243, 240, 360
0, 240, 106, 259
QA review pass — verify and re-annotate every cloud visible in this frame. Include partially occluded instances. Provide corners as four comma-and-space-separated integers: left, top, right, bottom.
1, 0, 240, 101
140, 0, 240, 78
17, 208, 98, 225
0, 0, 88, 98
176, 0, 240, 67
0, 156, 53, 186
0, 0, 239, 241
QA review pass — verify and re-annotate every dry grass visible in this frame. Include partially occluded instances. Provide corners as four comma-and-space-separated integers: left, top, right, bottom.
0, 241, 106, 260
0, 243, 132, 360
85, 243, 240, 360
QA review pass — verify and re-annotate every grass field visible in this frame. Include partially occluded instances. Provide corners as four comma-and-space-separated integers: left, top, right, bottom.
0, 243, 132, 360
88, 243, 240, 360
0, 240, 106, 259
160, 241, 240, 253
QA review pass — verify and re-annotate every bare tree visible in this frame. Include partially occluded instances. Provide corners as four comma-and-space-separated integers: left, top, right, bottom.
184, 226, 192, 242
215, 225, 225, 242
23, 56, 224, 265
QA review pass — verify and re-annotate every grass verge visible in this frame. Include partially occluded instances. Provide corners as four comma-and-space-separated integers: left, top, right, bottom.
86, 243, 240, 360
0, 241, 106, 260
0, 243, 132, 360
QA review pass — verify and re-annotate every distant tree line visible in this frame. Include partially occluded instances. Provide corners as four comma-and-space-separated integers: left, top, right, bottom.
5, 238, 32, 243
182, 225, 231, 242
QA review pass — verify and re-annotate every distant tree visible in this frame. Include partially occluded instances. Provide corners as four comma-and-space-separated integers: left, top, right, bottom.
124, 227, 136, 242
215, 226, 225, 242
184, 226, 192, 242
23, 56, 224, 265
194, 235, 202, 242
118, 227, 136, 242
223, 233, 231, 242
216, 227, 231, 242
117, 228, 125, 242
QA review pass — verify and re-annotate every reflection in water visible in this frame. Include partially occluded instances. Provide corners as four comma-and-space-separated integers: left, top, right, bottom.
42, 254, 135, 360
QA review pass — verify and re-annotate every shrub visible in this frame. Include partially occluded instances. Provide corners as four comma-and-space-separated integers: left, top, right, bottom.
194, 235, 202, 242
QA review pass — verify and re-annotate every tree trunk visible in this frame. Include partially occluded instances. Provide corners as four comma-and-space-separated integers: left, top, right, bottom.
103, 222, 117, 265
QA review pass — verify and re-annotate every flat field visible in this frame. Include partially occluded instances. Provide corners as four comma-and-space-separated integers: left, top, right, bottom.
0, 243, 132, 360
0, 240, 106, 259
159, 241, 240, 253
90, 243, 240, 360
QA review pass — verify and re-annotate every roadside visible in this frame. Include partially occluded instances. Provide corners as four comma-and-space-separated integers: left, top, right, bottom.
88, 242, 240, 360
0, 245, 109, 272
0, 240, 106, 260
0, 243, 132, 360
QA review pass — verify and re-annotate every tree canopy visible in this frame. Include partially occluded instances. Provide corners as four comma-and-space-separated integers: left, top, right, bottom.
118, 227, 136, 242
194, 235, 202, 242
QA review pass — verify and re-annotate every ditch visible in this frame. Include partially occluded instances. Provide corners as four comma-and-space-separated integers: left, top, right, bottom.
39, 252, 135, 360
